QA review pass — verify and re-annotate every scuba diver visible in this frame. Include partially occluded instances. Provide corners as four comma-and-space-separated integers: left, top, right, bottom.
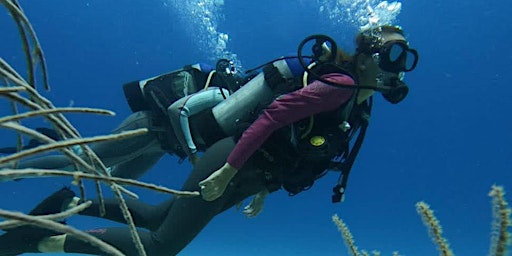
0, 127, 61, 154
1, 59, 248, 179
0, 25, 418, 255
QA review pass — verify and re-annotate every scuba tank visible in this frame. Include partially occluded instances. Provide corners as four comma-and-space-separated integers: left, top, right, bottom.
189, 58, 305, 146
212, 59, 300, 135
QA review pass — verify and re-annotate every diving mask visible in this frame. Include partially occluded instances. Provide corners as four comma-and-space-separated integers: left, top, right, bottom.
372, 41, 418, 104
375, 40, 418, 73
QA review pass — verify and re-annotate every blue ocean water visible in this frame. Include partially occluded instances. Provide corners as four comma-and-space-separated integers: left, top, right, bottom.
1, 0, 511, 255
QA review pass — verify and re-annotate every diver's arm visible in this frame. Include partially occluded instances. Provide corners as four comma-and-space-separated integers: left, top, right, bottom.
226, 73, 355, 170
199, 73, 354, 201
242, 188, 269, 218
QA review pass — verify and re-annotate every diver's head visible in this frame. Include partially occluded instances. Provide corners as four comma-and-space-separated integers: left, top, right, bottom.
216, 58, 237, 75
354, 25, 419, 104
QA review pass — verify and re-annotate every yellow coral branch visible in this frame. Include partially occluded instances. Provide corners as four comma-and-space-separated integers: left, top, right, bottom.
332, 214, 360, 256
415, 201, 454, 256
489, 185, 512, 256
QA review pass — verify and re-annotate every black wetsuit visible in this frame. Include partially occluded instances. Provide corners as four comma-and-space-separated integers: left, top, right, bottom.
0, 128, 61, 154
0, 110, 359, 256
0, 98, 361, 255
0, 68, 365, 255
62, 110, 348, 255
64, 137, 268, 255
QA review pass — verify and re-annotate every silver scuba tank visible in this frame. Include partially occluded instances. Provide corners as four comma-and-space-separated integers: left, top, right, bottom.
212, 59, 296, 135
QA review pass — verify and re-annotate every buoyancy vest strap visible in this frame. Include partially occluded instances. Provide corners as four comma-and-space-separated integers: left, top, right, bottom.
331, 98, 372, 203
339, 85, 359, 134
332, 121, 367, 203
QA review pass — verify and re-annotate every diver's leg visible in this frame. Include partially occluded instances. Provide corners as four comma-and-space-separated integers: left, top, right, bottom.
62, 228, 155, 256
92, 111, 165, 168
78, 197, 174, 231
10, 138, 264, 256
146, 137, 266, 255
12, 111, 165, 178
0, 192, 175, 255
108, 148, 164, 179
60, 143, 232, 256
0, 188, 78, 255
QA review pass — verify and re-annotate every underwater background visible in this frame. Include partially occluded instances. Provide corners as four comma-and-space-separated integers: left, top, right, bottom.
1, 0, 511, 255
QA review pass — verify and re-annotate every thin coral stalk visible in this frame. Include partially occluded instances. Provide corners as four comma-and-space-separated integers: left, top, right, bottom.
0, 107, 115, 124
0, 58, 31, 88
0, 169, 200, 197
332, 214, 360, 256
416, 201, 454, 256
111, 185, 147, 256
0, 129, 148, 164
0, 86, 26, 93
0, 91, 86, 141
1, 1, 148, 254
489, 185, 512, 256
1, 121, 110, 175
0, 0, 49, 89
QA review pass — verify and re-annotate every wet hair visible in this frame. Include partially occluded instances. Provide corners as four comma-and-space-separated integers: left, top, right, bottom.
355, 25, 405, 54
334, 49, 356, 75
335, 49, 352, 65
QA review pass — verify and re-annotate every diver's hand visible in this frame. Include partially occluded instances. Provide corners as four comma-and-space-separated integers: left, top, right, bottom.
242, 189, 269, 218
199, 163, 238, 201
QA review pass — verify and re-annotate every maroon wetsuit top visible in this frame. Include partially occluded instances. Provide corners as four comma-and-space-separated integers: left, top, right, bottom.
227, 73, 355, 169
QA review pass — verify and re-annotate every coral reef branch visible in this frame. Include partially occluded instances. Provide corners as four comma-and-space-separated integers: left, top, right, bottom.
0, 107, 115, 124
0, 169, 200, 197
489, 185, 512, 256
0, 0, 49, 90
1, 0, 151, 254
332, 214, 360, 256
415, 201, 454, 256
0, 129, 148, 164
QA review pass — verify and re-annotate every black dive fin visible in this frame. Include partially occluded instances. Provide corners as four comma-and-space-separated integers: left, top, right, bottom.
0, 188, 75, 255
35, 127, 61, 141
0, 147, 16, 154
29, 187, 76, 216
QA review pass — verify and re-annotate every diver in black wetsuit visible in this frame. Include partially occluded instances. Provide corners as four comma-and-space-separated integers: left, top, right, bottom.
0, 128, 61, 154
1, 60, 247, 180
0, 26, 419, 255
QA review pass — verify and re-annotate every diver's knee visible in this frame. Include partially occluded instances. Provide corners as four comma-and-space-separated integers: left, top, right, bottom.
114, 111, 153, 132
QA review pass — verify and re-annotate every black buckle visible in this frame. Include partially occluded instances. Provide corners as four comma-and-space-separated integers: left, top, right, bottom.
332, 184, 345, 203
